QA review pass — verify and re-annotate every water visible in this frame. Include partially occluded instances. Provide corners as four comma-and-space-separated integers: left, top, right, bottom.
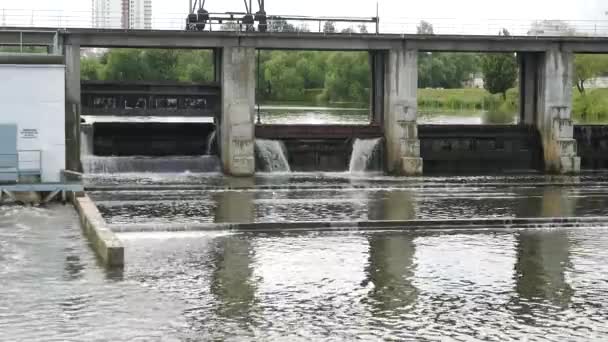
4, 106, 608, 340
258, 106, 517, 125
82, 155, 221, 174
255, 139, 291, 172
349, 138, 382, 172
206, 130, 216, 155
3, 203, 608, 340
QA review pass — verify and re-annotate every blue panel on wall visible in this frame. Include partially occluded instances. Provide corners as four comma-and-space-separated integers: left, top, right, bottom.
0, 124, 18, 183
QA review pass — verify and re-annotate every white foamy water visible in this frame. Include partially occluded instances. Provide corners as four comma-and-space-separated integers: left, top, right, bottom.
255, 139, 291, 172
349, 138, 382, 172
82, 156, 221, 174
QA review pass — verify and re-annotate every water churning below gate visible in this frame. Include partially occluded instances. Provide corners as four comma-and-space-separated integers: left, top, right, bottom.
255, 139, 291, 172
349, 138, 382, 172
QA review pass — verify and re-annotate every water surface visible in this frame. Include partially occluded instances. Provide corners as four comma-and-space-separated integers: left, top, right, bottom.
2, 205, 608, 340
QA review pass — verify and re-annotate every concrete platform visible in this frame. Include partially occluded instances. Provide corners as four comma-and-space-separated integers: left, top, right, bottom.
73, 195, 124, 268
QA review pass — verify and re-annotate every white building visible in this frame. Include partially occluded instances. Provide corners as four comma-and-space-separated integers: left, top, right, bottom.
129, 0, 153, 29
92, 0, 152, 29
92, 0, 124, 29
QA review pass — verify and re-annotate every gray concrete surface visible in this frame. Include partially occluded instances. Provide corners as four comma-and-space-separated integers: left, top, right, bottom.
73, 195, 124, 267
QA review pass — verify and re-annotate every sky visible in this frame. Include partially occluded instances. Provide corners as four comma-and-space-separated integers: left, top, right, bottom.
1, 0, 607, 34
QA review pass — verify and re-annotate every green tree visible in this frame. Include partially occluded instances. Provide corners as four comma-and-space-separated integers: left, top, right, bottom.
268, 18, 297, 32
417, 21, 434, 35
80, 57, 102, 80
142, 49, 180, 80
263, 51, 306, 100
481, 30, 516, 98
324, 52, 369, 103
102, 49, 149, 80
574, 54, 608, 94
323, 21, 336, 33
177, 50, 214, 82
481, 52, 517, 98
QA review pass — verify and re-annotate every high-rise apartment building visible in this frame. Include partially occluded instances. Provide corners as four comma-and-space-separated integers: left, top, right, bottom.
92, 0, 152, 29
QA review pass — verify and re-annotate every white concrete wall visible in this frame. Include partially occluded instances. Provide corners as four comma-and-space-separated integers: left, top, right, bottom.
0, 64, 66, 182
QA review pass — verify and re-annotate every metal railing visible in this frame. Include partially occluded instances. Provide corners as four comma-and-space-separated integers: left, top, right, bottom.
2, 8, 608, 37
0, 150, 42, 181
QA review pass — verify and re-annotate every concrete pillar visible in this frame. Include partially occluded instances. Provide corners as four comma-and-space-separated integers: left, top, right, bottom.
518, 52, 539, 126
536, 49, 580, 174
383, 47, 422, 175
64, 43, 81, 172
220, 46, 256, 176
369, 51, 385, 125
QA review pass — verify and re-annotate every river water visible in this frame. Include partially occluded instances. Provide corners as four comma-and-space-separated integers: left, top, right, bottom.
3, 108, 608, 341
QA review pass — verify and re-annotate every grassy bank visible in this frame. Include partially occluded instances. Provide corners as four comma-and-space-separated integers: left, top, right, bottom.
573, 88, 608, 123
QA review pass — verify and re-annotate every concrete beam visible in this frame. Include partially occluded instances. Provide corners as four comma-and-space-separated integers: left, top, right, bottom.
220, 46, 256, 176
64, 43, 81, 172
383, 46, 422, 176
4, 27, 608, 53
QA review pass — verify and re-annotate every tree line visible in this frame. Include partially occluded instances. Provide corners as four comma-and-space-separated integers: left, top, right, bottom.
81, 48, 508, 105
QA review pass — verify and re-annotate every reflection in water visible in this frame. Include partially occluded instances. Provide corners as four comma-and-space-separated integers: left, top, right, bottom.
512, 230, 574, 321
209, 235, 257, 327
214, 191, 255, 223
512, 187, 575, 321
368, 190, 416, 221
364, 233, 418, 313
540, 187, 577, 218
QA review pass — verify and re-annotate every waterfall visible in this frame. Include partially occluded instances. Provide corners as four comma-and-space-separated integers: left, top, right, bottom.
80, 124, 94, 157
206, 130, 217, 155
82, 156, 221, 174
349, 138, 382, 172
255, 139, 291, 172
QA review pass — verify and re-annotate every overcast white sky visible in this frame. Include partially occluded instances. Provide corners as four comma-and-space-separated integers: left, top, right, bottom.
1, 0, 607, 33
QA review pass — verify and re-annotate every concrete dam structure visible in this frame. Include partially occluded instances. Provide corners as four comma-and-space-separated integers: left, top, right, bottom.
6, 28, 608, 175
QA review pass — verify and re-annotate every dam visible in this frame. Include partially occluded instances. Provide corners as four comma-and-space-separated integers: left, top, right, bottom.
3, 23, 608, 341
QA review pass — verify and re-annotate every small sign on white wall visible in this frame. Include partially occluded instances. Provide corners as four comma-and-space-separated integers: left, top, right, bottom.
20, 128, 39, 139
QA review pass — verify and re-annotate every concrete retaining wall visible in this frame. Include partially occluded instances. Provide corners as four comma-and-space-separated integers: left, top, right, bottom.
73, 195, 124, 267
111, 216, 608, 234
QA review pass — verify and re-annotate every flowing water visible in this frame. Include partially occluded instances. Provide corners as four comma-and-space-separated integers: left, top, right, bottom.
349, 138, 382, 172
82, 155, 221, 174
3, 192, 608, 340
255, 139, 291, 172
206, 130, 217, 155
258, 106, 517, 125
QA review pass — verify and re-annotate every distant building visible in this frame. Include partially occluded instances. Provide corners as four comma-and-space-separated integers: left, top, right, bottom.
587, 76, 608, 89
92, 0, 123, 29
463, 73, 484, 89
92, 0, 152, 29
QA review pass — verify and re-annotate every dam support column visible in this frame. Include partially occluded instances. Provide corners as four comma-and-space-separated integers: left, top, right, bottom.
220, 46, 256, 176
384, 46, 422, 175
370, 51, 385, 125
518, 52, 539, 126
64, 43, 81, 172
536, 49, 580, 174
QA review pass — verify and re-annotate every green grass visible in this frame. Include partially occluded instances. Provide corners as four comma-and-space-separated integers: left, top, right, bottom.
573, 88, 608, 123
